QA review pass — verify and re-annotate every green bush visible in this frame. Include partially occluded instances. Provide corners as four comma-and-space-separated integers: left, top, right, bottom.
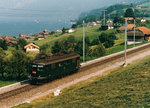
99, 25, 108, 31
0, 50, 31, 80
89, 43, 106, 57
99, 32, 116, 48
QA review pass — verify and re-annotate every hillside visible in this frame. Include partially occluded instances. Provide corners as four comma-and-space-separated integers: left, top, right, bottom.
15, 53, 150, 108
28, 26, 121, 55
77, 0, 150, 24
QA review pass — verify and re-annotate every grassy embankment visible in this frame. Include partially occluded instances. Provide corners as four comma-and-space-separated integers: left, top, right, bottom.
15, 54, 150, 108
0, 81, 17, 87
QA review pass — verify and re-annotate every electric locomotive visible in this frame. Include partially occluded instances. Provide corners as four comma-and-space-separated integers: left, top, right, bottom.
29, 53, 80, 84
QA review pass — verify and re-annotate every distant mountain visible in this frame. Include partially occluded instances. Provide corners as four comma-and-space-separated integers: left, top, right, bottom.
76, 0, 150, 25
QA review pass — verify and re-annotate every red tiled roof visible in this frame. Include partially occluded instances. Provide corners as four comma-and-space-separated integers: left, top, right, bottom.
119, 24, 135, 31
24, 43, 40, 49
124, 17, 134, 21
136, 26, 150, 35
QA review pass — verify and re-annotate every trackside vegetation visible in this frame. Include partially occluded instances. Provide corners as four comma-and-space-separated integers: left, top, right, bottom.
15, 55, 150, 108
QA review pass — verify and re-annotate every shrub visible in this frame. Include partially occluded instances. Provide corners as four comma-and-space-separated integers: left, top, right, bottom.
89, 43, 106, 57
91, 39, 100, 46
99, 25, 108, 31
99, 32, 116, 48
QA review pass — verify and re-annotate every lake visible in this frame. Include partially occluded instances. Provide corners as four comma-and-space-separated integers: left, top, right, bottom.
0, 20, 72, 37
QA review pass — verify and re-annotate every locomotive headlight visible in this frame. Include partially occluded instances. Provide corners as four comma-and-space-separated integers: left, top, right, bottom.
32, 71, 37, 74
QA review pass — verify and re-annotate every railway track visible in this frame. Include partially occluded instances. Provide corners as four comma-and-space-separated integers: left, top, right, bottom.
1, 43, 150, 106
0, 85, 37, 101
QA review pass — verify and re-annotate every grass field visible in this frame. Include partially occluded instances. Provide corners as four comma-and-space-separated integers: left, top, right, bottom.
0, 80, 16, 87
15, 55, 150, 108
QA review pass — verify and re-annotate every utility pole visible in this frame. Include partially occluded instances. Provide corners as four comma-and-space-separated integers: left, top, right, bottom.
134, 19, 136, 47
104, 10, 107, 25
124, 19, 128, 66
101, 10, 107, 25
83, 20, 85, 62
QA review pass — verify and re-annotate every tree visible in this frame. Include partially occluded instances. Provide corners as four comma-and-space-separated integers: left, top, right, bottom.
104, 39, 115, 48
62, 27, 67, 34
51, 41, 61, 54
85, 37, 90, 46
99, 25, 108, 31
89, 43, 106, 57
124, 8, 135, 18
40, 43, 51, 52
67, 36, 76, 43
99, 32, 109, 43
15, 38, 27, 50
74, 41, 89, 56
113, 17, 125, 29
60, 40, 74, 54
0, 48, 6, 78
0, 39, 8, 50
91, 38, 100, 46
8, 50, 31, 80
71, 24, 78, 28
50, 31, 55, 35
99, 32, 116, 48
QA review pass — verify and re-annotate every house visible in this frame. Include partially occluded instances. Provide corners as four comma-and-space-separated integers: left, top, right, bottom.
38, 36, 45, 40
43, 29, 50, 35
91, 22, 97, 26
0, 35, 17, 46
107, 19, 113, 24
57, 29, 62, 32
19, 34, 26, 38
136, 5, 142, 9
119, 24, 135, 32
108, 24, 114, 30
124, 17, 134, 21
24, 43, 40, 53
96, 21, 101, 24
34, 33, 40, 37
141, 18, 146, 23
68, 29, 75, 33
127, 26, 150, 45
25, 36, 32, 39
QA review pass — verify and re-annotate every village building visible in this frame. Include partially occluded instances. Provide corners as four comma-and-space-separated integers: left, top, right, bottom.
127, 26, 150, 45
91, 22, 97, 26
119, 24, 135, 32
141, 18, 146, 23
34, 33, 40, 37
43, 29, 50, 35
107, 19, 113, 24
24, 43, 40, 53
38, 36, 45, 40
57, 29, 62, 32
0, 35, 17, 46
124, 17, 134, 21
96, 21, 101, 24
136, 5, 142, 9
25, 36, 32, 39
19, 34, 26, 38
108, 24, 114, 30
68, 28, 75, 33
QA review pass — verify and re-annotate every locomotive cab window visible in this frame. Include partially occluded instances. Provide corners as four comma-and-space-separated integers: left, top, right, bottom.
72, 58, 76, 63
51, 63, 55, 69
37, 65, 43, 71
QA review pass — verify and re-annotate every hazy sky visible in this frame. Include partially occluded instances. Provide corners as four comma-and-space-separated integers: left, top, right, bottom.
0, 0, 132, 22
